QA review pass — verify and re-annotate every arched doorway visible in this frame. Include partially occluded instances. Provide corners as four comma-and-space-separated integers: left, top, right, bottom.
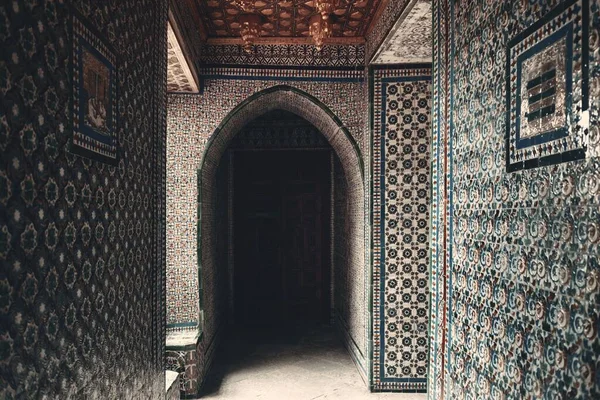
196, 86, 370, 390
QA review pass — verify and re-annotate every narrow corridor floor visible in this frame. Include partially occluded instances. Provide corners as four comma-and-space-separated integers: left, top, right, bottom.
198, 324, 426, 400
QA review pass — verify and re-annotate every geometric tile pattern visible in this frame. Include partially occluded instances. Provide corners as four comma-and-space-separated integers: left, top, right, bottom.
372, 67, 432, 392
0, 0, 166, 398
333, 153, 362, 374
371, 0, 432, 65
164, 326, 220, 399
428, 1, 451, 397
200, 66, 364, 81
166, 70, 369, 327
429, 1, 600, 399
331, 149, 370, 382
200, 44, 366, 67
165, 338, 209, 398
166, 94, 208, 330
166, 83, 364, 328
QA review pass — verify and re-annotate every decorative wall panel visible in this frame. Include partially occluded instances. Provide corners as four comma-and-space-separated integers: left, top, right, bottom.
165, 333, 211, 398
196, 86, 366, 383
427, 1, 450, 398
71, 12, 119, 164
332, 151, 369, 382
372, 66, 432, 392
429, 0, 600, 399
506, 0, 589, 172
0, 0, 166, 398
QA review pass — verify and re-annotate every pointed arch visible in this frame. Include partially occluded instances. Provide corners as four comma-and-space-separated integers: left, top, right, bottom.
196, 85, 368, 381
199, 85, 363, 183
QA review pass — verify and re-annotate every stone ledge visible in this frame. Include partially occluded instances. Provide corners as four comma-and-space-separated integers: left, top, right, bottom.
166, 328, 203, 351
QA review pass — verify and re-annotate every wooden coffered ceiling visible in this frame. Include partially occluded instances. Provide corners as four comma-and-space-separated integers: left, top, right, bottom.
177, 0, 389, 45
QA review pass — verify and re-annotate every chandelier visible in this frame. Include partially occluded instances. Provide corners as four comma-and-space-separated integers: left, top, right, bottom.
309, 14, 331, 51
239, 14, 261, 53
314, 0, 337, 20
232, 0, 254, 12
233, 0, 347, 52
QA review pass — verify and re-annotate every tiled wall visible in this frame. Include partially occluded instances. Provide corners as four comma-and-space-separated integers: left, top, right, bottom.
332, 151, 370, 380
0, 0, 166, 398
430, 0, 600, 399
371, 66, 432, 391
166, 94, 207, 329
166, 70, 367, 327
333, 153, 350, 329
166, 71, 369, 393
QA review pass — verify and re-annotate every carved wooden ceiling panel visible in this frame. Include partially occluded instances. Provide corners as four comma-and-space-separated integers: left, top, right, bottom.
192, 0, 384, 41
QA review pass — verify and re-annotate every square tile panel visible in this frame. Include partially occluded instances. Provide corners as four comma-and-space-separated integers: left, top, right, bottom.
506, 0, 589, 172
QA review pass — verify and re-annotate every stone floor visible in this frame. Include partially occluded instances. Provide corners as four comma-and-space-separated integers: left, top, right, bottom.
199, 324, 426, 400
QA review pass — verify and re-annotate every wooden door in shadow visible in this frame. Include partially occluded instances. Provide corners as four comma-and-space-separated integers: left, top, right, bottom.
234, 151, 331, 326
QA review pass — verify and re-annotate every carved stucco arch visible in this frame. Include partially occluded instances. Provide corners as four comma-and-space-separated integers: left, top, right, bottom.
197, 85, 367, 361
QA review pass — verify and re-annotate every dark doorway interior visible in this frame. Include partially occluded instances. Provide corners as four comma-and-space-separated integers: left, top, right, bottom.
233, 151, 331, 327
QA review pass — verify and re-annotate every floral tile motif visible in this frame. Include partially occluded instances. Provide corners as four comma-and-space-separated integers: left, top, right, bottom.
430, 1, 600, 399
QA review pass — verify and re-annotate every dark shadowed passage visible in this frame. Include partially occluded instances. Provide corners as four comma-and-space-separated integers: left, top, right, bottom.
234, 151, 332, 326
